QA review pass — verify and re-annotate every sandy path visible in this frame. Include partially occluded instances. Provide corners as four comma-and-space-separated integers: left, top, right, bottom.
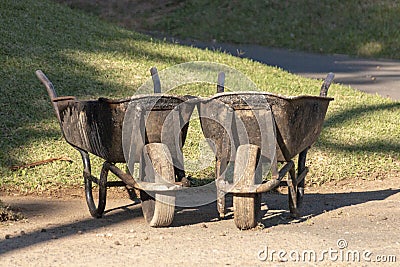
1, 178, 399, 266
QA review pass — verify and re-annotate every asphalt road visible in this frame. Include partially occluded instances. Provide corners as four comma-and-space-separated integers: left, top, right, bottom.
175, 39, 400, 100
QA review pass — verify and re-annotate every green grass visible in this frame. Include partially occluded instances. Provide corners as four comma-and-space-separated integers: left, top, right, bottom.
0, 0, 399, 194
59, 0, 400, 59
156, 0, 400, 59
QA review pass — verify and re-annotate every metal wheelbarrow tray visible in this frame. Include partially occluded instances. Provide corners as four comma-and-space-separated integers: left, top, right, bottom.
198, 73, 334, 229
36, 70, 195, 227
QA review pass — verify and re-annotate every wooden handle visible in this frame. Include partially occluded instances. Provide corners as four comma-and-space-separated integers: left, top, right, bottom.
150, 67, 161, 93
217, 72, 225, 93
35, 70, 61, 121
320, 72, 335, 97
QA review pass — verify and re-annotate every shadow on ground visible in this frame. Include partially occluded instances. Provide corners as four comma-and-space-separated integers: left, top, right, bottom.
1, 188, 398, 255
259, 188, 400, 228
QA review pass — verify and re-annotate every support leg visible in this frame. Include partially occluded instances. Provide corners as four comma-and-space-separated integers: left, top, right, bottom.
288, 166, 299, 217
215, 159, 227, 218
297, 148, 308, 208
78, 149, 107, 218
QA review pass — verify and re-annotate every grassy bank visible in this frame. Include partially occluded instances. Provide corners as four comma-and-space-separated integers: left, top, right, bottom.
56, 0, 400, 59
0, 0, 399, 193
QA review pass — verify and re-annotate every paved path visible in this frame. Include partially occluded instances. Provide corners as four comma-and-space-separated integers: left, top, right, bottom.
176, 39, 400, 100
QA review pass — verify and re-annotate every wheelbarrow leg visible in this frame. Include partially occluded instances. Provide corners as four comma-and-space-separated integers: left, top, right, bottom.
297, 148, 308, 208
288, 165, 299, 217
215, 158, 228, 218
78, 149, 107, 218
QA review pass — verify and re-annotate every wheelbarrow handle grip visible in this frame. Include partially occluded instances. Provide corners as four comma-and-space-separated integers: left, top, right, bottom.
320, 72, 335, 97
150, 67, 161, 93
35, 70, 57, 99
217, 71, 225, 93
35, 70, 60, 121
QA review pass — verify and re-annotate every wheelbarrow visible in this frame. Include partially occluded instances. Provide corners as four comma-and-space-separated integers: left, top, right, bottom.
198, 73, 334, 229
36, 68, 195, 227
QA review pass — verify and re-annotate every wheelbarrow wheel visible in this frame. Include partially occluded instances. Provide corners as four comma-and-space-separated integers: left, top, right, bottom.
233, 193, 261, 230
233, 144, 262, 230
140, 143, 176, 227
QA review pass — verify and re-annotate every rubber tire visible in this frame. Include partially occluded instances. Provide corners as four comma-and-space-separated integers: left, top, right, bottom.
140, 143, 176, 227
233, 144, 262, 230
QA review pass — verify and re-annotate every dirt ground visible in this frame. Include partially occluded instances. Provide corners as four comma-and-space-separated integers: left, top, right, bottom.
1, 176, 399, 266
